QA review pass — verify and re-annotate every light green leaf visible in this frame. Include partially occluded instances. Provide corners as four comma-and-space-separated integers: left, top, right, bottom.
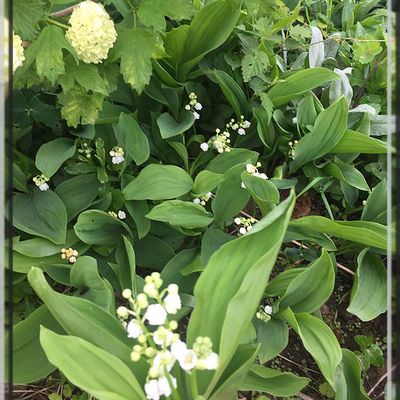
137, 0, 193, 31
70, 256, 115, 313
188, 193, 295, 395
21, 25, 76, 84
157, 111, 195, 139
123, 164, 193, 200
35, 138, 76, 178
13, 190, 67, 244
115, 236, 137, 293
111, 29, 165, 94
268, 67, 338, 106
74, 210, 132, 245
40, 328, 146, 400
290, 216, 388, 250
347, 249, 387, 321
242, 51, 270, 82
283, 310, 342, 386
253, 106, 275, 149
59, 86, 105, 128
5, 305, 63, 384
290, 97, 348, 172
331, 129, 387, 154
361, 179, 387, 224
14, 0, 46, 40
192, 170, 224, 196
114, 113, 150, 165
323, 157, 370, 192
240, 364, 310, 397
279, 250, 335, 313
146, 200, 214, 229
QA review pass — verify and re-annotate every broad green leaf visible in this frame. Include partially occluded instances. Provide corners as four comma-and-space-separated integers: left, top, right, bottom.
279, 250, 335, 313
240, 364, 310, 397
27, 268, 147, 383
254, 318, 288, 363
213, 70, 248, 118
331, 129, 387, 154
178, 0, 242, 78
353, 41, 382, 64
157, 111, 195, 139
290, 216, 388, 250
206, 148, 258, 174
265, 268, 306, 297
347, 249, 387, 321
284, 225, 337, 251
111, 29, 165, 94
283, 309, 342, 386
14, 0, 45, 40
210, 345, 259, 400
55, 174, 101, 221
290, 97, 348, 172
146, 200, 214, 229
123, 164, 193, 200
361, 179, 387, 224
70, 256, 115, 313
20, 25, 76, 84
241, 172, 279, 215
5, 306, 63, 384
59, 86, 105, 128
200, 225, 234, 266
212, 166, 250, 222
74, 210, 132, 245
188, 193, 295, 394
40, 328, 146, 400
242, 51, 270, 82
134, 235, 175, 270
253, 107, 275, 149
334, 349, 370, 400
125, 200, 151, 239
13, 190, 67, 244
192, 170, 224, 196
35, 138, 76, 178
297, 93, 318, 127
268, 67, 338, 106
137, 0, 193, 31
114, 113, 150, 165
115, 236, 137, 294
323, 157, 370, 192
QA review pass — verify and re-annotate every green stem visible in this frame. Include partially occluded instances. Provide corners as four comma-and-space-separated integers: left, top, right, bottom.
320, 191, 334, 220
189, 371, 199, 400
45, 17, 69, 30
164, 369, 182, 400
133, 11, 137, 29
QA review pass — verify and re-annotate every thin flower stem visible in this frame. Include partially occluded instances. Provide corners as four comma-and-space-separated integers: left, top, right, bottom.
164, 369, 182, 400
189, 371, 199, 399
45, 18, 69, 30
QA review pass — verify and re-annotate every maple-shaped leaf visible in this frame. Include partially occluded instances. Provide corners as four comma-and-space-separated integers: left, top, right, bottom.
241, 50, 270, 82
21, 25, 77, 85
110, 29, 165, 94
137, 0, 194, 31
58, 86, 105, 128
14, 0, 46, 40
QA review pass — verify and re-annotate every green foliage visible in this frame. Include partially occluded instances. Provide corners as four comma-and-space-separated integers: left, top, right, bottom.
11, 0, 388, 398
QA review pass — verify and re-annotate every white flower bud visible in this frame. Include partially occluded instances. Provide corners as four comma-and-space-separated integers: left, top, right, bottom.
38, 183, 49, 191
144, 304, 167, 326
13, 32, 25, 72
193, 111, 200, 120
127, 319, 143, 338
117, 306, 129, 319
234, 217, 241, 225
122, 289, 132, 299
137, 293, 149, 309
193, 198, 201, 204
118, 210, 126, 219
164, 293, 182, 315
264, 305, 273, 315
194, 102, 202, 110
239, 227, 247, 235
144, 379, 160, 400
200, 142, 209, 152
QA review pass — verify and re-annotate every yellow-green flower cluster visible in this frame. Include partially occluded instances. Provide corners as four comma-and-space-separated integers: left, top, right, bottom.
61, 247, 79, 264
184, 92, 202, 120
66, 0, 117, 64
32, 174, 49, 191
288, 140, 299, 159
234, 216, 257, 236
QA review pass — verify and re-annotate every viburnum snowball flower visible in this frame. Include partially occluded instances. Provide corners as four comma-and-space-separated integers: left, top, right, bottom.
66, 0, 117, 64
13, 32, 25, 72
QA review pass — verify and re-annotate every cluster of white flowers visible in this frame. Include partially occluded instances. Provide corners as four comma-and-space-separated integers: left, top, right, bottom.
200, 116, 250, 153
13, 32, 25, 72
200, 128, 231, 153
288, 140, 299, 159
32, 174, 49, 191
108, 210, 127, 220
78, 142, 93, 159
193, 192, 213, 206
233, 216, 257, 236
66, 0, 117, 64
109, 146, 125, 164
256, 305, 273, 322
226, 116, 251, 136
184, 92, 202, 120
117, 273, 219, 400
61, 247, 79, 264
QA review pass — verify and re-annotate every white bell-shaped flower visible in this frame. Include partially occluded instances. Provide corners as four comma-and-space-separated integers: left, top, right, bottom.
144, 379, 160, 400
127, 319, 143, 339
144, 304, 167, 326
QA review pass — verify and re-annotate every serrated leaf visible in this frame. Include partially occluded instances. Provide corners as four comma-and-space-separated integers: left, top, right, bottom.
111, 29, 165, 94
59, 86, 105, 128
137, 0, 193, 31
14, 0, 46, 40
21, 25, 76, 84
242, 51, 270, 82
